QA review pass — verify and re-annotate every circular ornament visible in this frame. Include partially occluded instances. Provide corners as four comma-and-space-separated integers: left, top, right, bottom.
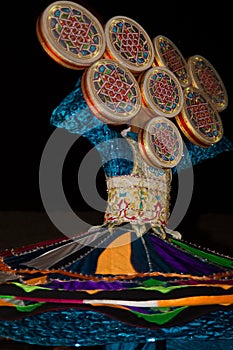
104, 16, 155, 74
36, 1, 106, 69
81, 58, 142, 124
153, 35, 191, 88
138, 116, 183, 168
188, 55, 228, 112
175, 86, 223, 147
139, 66, 183, 118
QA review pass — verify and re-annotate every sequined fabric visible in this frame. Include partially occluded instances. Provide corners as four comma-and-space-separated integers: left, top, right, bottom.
0, 309, 233, 347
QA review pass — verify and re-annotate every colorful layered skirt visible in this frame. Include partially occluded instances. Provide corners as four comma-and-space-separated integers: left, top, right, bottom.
0, 224, 233, 347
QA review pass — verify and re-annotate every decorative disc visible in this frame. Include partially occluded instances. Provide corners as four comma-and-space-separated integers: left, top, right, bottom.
104, 16, 155, 74
153, 35, 191, 88
175, 86, 223, 147
139, 66, 183, 118
138, 117, 183, 168
188, 55, 228, 112
36, 1, 106, 69
81, 58, 142, 124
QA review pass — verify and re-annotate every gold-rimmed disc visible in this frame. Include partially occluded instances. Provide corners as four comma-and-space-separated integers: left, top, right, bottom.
81, 58, 142, 124
153, 35, 192, 88
139, 66, 184, 118
36, 1, 106, 69
188, 55, 228, 112
138, 116, 183, 168
175, 86, 224, 147
104, 16, 155, 74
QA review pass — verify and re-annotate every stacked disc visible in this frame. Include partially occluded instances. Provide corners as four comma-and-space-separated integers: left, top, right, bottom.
187, 54, 228, 112
175, 85, 223, 147
36, 1, 106, 69
153, 34, 227, 148
36, 1, 228, 166
138, 116, 183, 168
137, 65, 184, 168
81, 58, 142, 124
153, 35, 192, 88
138, 65, 184, 118
104, 16, 155, 75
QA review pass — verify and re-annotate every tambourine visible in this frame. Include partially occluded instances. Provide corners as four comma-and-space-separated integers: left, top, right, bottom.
188, 55, 228, 112
104, 16, 155, 75
175, 86, 224, 147
138, 116, 183, 168
81, 58, 142, 124
138, 66, 184, 118
36, 1, 106, 69
153, 35, 192, 88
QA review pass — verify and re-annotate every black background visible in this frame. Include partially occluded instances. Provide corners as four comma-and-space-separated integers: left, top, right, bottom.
1, 1, 233, 252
